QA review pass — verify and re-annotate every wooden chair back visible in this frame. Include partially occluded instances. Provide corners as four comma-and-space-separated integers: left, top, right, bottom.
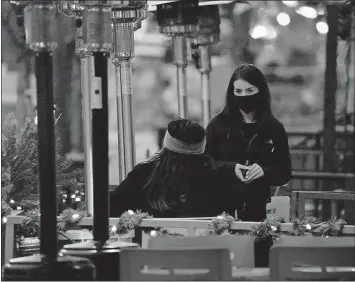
270, 236, 355, 281
119, 247, 232, 281
291, 190, 355, 224
148, 235, 254, 268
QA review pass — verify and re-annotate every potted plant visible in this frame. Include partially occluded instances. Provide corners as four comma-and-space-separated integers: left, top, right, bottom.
1, 113, 85, 254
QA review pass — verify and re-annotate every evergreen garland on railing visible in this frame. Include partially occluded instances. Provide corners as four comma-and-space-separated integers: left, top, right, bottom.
57, 208, 86, 232
14, 209, 350, 240
114, 210, 152, 235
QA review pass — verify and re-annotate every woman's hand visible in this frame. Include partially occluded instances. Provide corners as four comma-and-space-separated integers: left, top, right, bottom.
234, 163, 250, 182
244, 163, 264, 184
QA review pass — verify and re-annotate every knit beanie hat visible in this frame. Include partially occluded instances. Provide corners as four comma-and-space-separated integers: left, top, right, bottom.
163, 118, 206, 155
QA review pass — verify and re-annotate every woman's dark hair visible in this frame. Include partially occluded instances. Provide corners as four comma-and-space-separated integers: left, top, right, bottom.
223, 64, 273, 123
142, 118, 214, 211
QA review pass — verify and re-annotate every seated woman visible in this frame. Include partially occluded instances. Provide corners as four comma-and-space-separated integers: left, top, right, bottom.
110, 118, 241, 218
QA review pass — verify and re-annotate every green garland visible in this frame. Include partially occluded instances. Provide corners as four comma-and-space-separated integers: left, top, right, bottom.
57, 208, 86, 232
206, 212, 236, 235
150, 228, 185, 237
15, 208, 350, 241
114, 210, 152, 235
20, 209, 40, 238
250, 217, 283, 242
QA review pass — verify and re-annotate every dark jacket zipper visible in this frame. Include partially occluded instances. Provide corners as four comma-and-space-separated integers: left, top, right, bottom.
241, 130, 258, 166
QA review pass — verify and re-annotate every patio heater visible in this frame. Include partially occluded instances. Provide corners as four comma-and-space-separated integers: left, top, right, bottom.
192, 1, 238, 127
3, 1, 96, 280
58, 1, 139, 281
150, 0, 199, 119
191, 5, 220, 127
57, 1, 94, 216
110, 0, 148, 177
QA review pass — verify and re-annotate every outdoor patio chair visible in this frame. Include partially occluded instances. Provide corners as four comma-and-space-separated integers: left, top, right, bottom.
266, 196, 291, 222
148, 234, 255, 268
270, 236, 355, 281
119, 247, 232, 281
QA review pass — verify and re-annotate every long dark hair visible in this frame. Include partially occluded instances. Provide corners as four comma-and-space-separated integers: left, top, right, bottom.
223, 64, 273, 124
142, 118, 214, 212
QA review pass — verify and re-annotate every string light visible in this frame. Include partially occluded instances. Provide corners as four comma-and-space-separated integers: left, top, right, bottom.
250, 25, 268, 39
277, 12, 291, 26
316, 21, 328, 34
10, 199, 15, 204
296, 6, 317, 19
282, 1, 298, 8
2, 217, 7, 223
250, 7, 278, 41
75, 197, 81, 202
111, 226, 117, 233
72, 214, 80, 220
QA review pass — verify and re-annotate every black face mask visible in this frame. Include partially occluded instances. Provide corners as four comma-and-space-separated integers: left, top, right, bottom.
233, 93, 260, 113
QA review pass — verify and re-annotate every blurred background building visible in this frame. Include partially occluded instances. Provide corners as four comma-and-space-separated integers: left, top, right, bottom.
2, 1, 354, 209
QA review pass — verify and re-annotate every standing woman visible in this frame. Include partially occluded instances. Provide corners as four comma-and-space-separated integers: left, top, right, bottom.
206, 64, 291, 221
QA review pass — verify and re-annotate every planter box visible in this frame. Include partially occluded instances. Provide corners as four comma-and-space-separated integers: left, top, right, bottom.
254, 236, 274, 267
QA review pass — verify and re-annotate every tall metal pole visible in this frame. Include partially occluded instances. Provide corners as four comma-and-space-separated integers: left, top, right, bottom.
58, 1, 95, 216
192, 4, 221, 127
83, 1, 112, 243
348, 6, 355, 125
76, 16, 95, 216
59, 2, 139, 280
111, 50, 126, 181
111, 0, 147, 176
3, 1, 95, 280
173, 35, 188, 118
322, 4, 339, 220
111, 26, 125, 182
155, 0, 199, 119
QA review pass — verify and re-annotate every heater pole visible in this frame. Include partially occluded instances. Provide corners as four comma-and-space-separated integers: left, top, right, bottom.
156, 0, 199, 119
80, 54, 94, 215
322, 4, 338, 220
111, 1, 147, 176
173, 35, 188, 118
36, 50, 57, 260
201, 68, 211, 126
92, 51, 109, 242
198, 44, 212, 127
121, 59, 136, 173
75, 12, 95, 216
191, 4, 221, 128
3, 1, 95, 280
59, 2, 140, 280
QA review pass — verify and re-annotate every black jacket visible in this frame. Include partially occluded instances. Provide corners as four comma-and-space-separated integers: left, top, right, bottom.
205, 113, 292, 221
110, 159, 237, 218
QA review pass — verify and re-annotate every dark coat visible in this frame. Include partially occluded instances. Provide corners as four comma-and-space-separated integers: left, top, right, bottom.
109, 158, 237, 218
205, 113, 292, 221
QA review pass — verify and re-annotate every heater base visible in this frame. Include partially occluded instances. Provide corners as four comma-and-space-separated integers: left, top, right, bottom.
59, 240, 139, 281
2, 254, 96, 281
